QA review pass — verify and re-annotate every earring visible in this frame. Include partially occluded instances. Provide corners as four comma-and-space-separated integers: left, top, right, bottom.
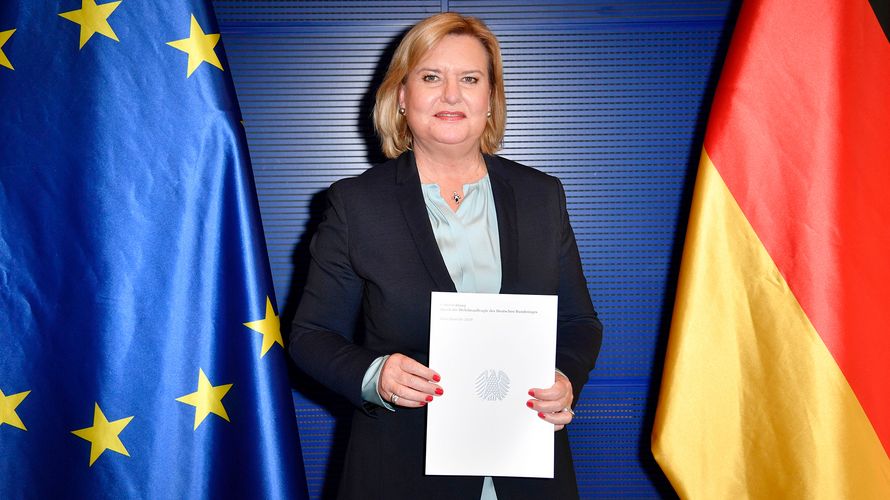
399, 107, 406, 115
486, 110, 491, 117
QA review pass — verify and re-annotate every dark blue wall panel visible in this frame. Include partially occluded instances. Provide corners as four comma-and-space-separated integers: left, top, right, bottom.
213, 1, 737, 497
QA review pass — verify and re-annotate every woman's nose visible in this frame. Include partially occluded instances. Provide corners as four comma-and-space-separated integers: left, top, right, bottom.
442, 77, 460, 104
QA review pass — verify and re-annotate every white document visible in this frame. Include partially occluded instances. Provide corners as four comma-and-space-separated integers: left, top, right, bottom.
425, 291, 558, 478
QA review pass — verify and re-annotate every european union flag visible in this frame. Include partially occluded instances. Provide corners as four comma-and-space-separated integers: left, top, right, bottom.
0, 1, 308, 498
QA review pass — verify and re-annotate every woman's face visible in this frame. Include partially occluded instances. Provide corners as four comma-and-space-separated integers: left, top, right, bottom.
399, 34, 491, 156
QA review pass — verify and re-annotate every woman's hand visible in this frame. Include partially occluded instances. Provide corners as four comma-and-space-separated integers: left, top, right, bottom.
527, 371, 574, 431
378, 353, 443, 408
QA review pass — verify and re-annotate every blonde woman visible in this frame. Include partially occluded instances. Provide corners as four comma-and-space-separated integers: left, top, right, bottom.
290, 12, 602, 499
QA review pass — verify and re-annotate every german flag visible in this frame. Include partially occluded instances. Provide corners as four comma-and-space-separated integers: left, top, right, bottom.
652, 0, 890, 497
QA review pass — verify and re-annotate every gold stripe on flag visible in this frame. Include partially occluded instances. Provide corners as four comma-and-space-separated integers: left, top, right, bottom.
652, 150, 890, 499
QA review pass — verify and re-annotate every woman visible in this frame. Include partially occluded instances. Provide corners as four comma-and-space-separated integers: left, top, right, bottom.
289, 12, 602, 499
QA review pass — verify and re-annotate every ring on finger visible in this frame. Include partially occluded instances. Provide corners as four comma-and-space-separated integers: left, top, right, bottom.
561, 407, 575, 416
391, 393, 400, 404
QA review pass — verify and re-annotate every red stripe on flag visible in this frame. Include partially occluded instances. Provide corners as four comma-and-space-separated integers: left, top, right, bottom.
705, 0, 890, 453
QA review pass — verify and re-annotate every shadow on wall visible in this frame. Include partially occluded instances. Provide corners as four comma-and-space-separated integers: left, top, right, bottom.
279, 29, 407, 499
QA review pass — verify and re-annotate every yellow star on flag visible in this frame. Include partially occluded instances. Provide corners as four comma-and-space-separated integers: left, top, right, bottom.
58, 0, 122, 50
1, 388, 30, 430
71, 403, 134, 466
166, 14, 223, 78
243, 296, 283, 358
0, 29, 15, 70
175, 368, 233, 430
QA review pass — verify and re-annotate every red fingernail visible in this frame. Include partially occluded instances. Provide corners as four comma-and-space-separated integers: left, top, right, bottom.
528, 389, 535, 397
432, 374, 441, 382
435, 388, 444, 395
526, 401, 534, 408
420, 401, 427, 406
426, 395, 434, 402
538, 412, 546, 419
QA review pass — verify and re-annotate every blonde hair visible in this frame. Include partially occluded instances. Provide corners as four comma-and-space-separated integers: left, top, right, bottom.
373, 13, 506, 159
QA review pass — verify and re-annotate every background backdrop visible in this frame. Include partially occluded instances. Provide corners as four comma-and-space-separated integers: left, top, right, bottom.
211, 1, 739, 497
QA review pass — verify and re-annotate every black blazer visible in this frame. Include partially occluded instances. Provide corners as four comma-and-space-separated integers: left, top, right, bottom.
290, 151, 603, 499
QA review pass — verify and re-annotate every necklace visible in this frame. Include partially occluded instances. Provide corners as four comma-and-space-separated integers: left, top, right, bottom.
415, 156, 483, 207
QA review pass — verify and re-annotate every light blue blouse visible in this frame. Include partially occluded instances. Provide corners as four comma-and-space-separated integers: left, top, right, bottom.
361, 174, 502, 499
421, 174, 501, 295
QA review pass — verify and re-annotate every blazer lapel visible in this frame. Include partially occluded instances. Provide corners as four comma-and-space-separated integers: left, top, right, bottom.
395, 152, 457, 292
486, 155, 520, 294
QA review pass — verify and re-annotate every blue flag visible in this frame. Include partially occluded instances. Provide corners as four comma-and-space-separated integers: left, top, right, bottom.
0, 1, 308, 498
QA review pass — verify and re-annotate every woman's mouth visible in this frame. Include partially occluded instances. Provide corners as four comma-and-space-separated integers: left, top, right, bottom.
434, 111, 466, 119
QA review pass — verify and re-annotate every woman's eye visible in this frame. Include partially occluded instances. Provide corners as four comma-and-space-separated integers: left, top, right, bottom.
462, 76, 479, 84
422, 74, 439, 82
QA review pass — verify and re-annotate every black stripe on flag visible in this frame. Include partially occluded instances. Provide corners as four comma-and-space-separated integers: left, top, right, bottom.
870, 0, 890, 43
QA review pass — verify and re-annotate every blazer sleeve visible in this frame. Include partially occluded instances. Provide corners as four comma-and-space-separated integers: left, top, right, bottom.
288, 181, 381, 408
554, 178, 604, 406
